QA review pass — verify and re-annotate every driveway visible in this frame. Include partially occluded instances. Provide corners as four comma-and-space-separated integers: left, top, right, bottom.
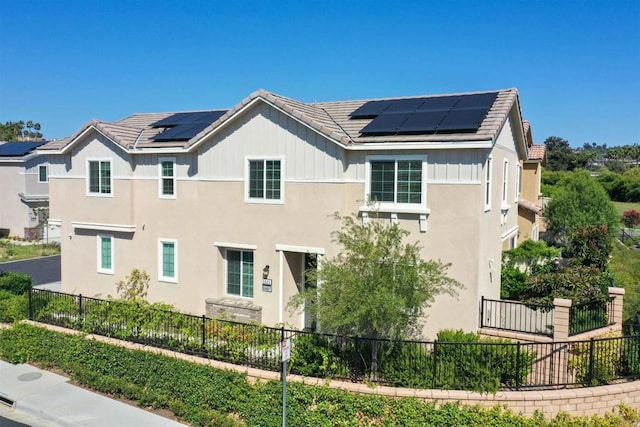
0, 256, 60, 286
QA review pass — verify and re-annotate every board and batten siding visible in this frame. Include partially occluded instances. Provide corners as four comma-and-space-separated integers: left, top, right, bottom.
196, 102, 345, 181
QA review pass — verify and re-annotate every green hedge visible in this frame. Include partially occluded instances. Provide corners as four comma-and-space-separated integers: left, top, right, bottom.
0, 324, 637, 426
0, 271, 32, 295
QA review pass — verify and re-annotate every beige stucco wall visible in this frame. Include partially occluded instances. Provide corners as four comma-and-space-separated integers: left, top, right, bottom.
0, 158, 47, 236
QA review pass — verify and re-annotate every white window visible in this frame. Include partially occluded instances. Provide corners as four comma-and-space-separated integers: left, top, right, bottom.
158, 157, 176, 198
484, 156, 493, 211
365, 155, 426, 211
245, 158, 283, 203
87, 160, 112, 195
158, 239, 178, 283
225, 249, 254, 298
502, 159, 509, 206
97, 234, 114, 274
38, 165, 48, 183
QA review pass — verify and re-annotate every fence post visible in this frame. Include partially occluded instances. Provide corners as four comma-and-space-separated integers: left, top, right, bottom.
480, 296, 485, 328
587, 338, 596, 385
432, 340, 438, 389
353, 336, 360, 382
515, 342, 521, 391
78, 294, 83, 328
201, 315, 206, 350
28, 288, 34, 320
608, 287, 625, 326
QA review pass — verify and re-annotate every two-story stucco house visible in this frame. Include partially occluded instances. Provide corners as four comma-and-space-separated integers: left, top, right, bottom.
516, 121, 546, 245
41, 88, 531, 338
0, 141, 51, 240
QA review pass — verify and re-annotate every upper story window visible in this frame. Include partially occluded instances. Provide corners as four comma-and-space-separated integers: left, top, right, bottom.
38, 165, 48, 183
159, 158, 176, 198
515, 163, 521, 200
97, 234, 113, 274
484, 156, 493, 211
246, 158, 283, 203
226, 249, 254, 298
366, 156, 426, 211
502, 159, 509, 207
88, 160, 112, 195
158, 239, 177, 283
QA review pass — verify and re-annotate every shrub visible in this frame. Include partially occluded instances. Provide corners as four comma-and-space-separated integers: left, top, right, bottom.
0, 291, 28, 322
0, 271, 32, 295
290, 332, 345, 378
567, 225, 612, 271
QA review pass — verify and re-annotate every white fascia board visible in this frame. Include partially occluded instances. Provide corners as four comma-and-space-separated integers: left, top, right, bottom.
275, 244, 325, 255
48, 219, 62, 226
214, 241, 258, 250
72, 221, 136, 233
501, 226, 519, 240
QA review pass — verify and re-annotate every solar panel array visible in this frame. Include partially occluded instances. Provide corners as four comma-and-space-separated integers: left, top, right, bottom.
0, 141, 47, 157
152, 111, 227, 141
350, 92, 498, 135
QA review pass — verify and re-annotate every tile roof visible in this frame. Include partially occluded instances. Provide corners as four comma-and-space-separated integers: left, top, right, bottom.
518, 199, 542, 215
527, 144, 546, 162
40, 88, 523, 153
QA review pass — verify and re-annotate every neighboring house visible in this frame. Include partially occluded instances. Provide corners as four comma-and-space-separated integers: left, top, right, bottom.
41, 88, 533, 338
0, 141, 51, 240
516, 121, 546, 245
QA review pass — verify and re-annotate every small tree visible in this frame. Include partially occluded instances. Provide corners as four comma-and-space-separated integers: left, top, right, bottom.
568, 225, 612, 271
622, 210, 640, 231
115, 268, 150, 303
289, 212, 462, 377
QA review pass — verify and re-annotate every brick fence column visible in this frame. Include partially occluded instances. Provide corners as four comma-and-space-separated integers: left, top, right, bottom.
553, 298, 572, 341
608, 287, 625, 325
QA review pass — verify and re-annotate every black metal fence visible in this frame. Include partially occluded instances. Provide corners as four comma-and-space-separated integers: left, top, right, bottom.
480, 297, 554, 337
28, 289, 640, 391
569, 298, 615, 336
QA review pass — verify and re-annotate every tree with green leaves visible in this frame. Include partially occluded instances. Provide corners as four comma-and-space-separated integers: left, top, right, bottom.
288, 212, 462, 376
544, 170, 618, 240
0, 120, 43, 141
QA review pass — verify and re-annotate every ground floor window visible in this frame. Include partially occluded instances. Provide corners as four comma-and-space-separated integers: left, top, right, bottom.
227, 250, 253, 297
159, 239, 177, 282
97, 235, 113, 274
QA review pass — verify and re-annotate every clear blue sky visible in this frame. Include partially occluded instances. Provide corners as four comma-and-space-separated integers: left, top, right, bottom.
1, 0, 638, 147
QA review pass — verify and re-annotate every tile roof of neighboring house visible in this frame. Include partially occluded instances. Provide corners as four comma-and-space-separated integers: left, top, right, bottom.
40, 88, 524, 153
518, 199, 542, 215
527, 144, 546, 162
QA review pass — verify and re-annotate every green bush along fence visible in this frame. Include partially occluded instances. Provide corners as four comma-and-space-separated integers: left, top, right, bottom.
28, 288, 640, 393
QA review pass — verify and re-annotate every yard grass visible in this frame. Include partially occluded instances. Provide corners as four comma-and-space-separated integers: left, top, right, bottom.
0, 239, 60, 262
613, 201, 640, 216
611, 240, 640, 323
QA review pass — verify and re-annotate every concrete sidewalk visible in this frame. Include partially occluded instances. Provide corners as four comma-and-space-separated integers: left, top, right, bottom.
0, 361, 186, 427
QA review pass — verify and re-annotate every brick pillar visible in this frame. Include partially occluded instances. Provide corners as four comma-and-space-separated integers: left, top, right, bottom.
608, 287, 625, 325
553, 298, 572, 385
553, 298, 572, 341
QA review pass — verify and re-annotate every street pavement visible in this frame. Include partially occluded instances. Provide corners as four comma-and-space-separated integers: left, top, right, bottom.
0, 256, 60, 286
0, 361, 186, 427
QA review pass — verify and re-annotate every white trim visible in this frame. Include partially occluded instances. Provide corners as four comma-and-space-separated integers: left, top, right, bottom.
86, 158, 114, 197
214, 241, 258, 251
97, 234, 114, 275
48, 219, 62, 226
501, 225, 519, 240
72, 222, 136, 233
223, 247, 254, 299
365, 154, 428, 212
358, 205, 430, 215
158, 157, 177, 199
51, 125, 131, 155
278, 250, 284, 324
484, 155, 493, 212
244, 156, 285, 204
502, 159, 509, 205
427, 179, 482, 185
275, 244, 325, 255
349, 140, 494, 151
158, 238, 178, 283
515, 163, 521, 200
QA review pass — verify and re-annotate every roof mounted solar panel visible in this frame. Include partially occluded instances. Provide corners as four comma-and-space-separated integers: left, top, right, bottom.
417, 96, 460, 112
383, 98, 426, 113
151, 110, 227, 128
436, 108, 489, 132
360, 113, 411, 134
455, 92, 498, 109
152, 113, 192, 127
0, 141, 47, 157
154, 122, 211, 141
396, 111, 446, 133
350, 100, 393, 118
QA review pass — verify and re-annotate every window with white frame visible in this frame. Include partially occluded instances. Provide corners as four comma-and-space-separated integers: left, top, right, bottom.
97, 235, 113, 274
247, 159, 282, 202
502, 159, 509, 206
366, 156, 425, 209
87, 160, 112, 195
484, 156, 493, 211
226, 249, 254, 298
159, 158, 176, 198
38, 165, 48, 183
158, 239, 177, 282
